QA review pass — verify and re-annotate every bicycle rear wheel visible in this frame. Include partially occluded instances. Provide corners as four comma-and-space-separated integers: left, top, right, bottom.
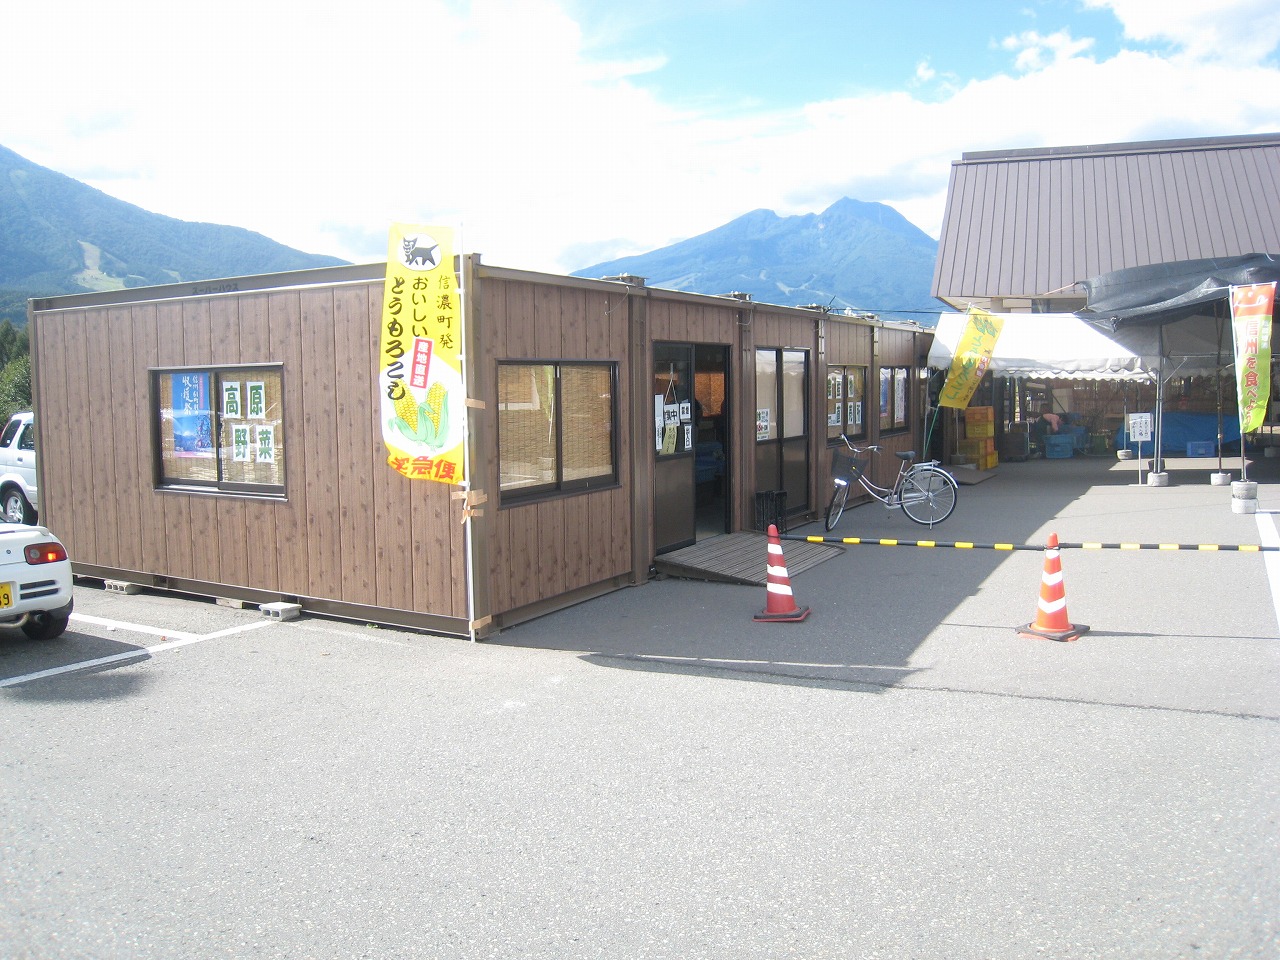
824, 482, 850, 531
898, 466, 957, 526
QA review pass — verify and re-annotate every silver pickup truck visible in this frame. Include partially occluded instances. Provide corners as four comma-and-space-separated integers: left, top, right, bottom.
0, 411, 38, 524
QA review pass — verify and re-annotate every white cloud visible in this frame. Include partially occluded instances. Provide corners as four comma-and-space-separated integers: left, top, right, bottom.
1, 0, 1278, 276
1000, 29, 1096, 71
1083, 0, 1280, 62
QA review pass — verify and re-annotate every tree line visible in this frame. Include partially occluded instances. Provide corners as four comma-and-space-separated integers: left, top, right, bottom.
0, 319, 31, 423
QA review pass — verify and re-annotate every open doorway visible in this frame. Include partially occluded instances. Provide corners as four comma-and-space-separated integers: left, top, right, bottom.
653, 342, 730, 554
693, 344, 729, 539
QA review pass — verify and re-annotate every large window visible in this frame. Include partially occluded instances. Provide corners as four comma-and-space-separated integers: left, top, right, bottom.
155, 366, 286, 495
879, 365, 911, 432
826, 365, 867, 440
498, 361, 617, 498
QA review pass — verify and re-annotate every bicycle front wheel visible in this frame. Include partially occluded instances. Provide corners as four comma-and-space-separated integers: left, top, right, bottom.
898, 466, 958, 526
825, 482, 850, 531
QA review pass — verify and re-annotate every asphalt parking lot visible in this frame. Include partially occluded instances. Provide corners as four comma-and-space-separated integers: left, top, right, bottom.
3, 455, 1278, 959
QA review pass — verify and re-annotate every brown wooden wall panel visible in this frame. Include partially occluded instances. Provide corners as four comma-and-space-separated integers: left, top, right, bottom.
332, 285, 377, 604
267, 290, 308, 593
825, 318, 873, 366
481, 276, 633, 616
105, 305, 142, 572
649, 298, 738, 345
299, 288, 340, 600
31, 312, 75, 549
130, 303, 168, 576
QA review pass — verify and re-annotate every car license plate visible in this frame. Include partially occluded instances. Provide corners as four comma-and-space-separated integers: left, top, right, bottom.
0, 583, 11, 609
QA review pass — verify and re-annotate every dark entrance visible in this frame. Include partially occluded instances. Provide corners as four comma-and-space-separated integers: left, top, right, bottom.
653, 342, 730, 554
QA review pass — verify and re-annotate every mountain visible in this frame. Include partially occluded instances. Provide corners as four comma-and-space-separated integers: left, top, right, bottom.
572, 197, 939, 323
0, 144, 346, 303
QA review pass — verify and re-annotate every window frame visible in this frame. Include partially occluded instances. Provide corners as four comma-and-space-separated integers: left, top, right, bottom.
151, 363, 287, 498
497, 359, 620, 504
826, 364, 868, 441
878, 364, 912, 434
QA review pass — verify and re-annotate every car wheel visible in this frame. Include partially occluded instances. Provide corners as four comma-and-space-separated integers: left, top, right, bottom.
2, 488, 34, 524
22, 611, 70, 641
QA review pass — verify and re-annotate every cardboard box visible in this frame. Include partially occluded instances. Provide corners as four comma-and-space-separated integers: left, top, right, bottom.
958, 438, 995, 457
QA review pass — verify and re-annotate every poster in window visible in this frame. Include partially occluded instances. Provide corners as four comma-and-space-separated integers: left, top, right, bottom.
232, 424, 252, 462
680, 401, 692, 422
255, 425, 276, 463
756, 408, 770, 441
246, 381, 266, 419
894, 368, 908, 426
171, 372, 213, 458
379, 223, 466, 484
664, 403, 680, 426
222, 381, 243, 419
684, 424, 692, 451
661, 424, 678, 454
828, 404, 841, 428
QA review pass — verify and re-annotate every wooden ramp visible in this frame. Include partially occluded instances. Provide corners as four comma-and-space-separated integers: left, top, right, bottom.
653, 531, 844, 586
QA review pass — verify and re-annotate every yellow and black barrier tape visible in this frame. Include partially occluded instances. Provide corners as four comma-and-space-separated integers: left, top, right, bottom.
784, 535, 1280, 553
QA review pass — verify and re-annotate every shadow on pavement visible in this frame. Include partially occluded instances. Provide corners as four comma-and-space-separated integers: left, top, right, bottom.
493, 452, 1280, 689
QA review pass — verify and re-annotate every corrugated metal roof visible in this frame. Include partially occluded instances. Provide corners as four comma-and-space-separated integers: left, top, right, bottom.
931, 133, 1280, 310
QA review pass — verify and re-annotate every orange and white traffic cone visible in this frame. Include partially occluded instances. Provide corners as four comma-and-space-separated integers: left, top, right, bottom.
1017, 532, 1088, 641
754, 524, 811, 623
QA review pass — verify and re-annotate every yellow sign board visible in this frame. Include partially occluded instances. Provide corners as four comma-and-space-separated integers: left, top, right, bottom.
938, 308, 1004, 410
378, 224, 466, 483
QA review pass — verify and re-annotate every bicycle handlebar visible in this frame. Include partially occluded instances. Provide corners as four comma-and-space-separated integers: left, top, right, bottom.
838, 435, 881, 455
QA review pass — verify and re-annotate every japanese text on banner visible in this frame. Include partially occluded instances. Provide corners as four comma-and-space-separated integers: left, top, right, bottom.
938, 308, 1004, 409
1230, 281, 1276, 434
379, 224, 466, 484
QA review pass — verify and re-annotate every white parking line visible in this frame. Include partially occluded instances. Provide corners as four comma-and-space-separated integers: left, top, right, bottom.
1, 617, 276, 688
1257, 512, 1280, 632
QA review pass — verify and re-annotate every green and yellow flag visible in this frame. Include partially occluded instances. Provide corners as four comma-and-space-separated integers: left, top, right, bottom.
1230, 282, 1276, 434
379, 224, 466, 484
938, 307, 1004, 409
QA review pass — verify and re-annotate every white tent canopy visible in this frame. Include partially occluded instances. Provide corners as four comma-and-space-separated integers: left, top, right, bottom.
927, 312, 1149, 380
926, 312, 1231, 379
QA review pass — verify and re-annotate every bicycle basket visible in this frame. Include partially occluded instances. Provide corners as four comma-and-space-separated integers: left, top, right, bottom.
832, 448, 868, 482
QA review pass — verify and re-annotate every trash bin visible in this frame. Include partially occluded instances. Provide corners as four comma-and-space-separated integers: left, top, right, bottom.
755, 489, 788, 533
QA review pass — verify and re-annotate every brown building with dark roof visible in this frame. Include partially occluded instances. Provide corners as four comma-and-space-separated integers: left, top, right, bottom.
931, 133, 1280, 314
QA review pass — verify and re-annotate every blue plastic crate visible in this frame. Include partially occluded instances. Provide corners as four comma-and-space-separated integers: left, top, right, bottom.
1045, 434, 1074, 458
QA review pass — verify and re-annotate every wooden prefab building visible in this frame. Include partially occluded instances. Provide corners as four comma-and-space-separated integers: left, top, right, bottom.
29, 259, 926, 638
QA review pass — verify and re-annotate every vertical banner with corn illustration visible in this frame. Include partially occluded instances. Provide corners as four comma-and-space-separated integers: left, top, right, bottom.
938, 307, 1004, 409
379, 224, 466, 483
1230, 281, 1276, 433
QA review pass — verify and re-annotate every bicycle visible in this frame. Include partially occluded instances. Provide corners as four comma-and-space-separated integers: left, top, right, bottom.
824, 435, 958, 530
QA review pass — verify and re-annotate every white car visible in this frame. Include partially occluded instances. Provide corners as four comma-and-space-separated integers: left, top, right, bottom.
0, 524, 73, 640
0, 411, 38, 524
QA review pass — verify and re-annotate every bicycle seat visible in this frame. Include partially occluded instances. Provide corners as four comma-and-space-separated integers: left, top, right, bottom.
896, 451, 915, 461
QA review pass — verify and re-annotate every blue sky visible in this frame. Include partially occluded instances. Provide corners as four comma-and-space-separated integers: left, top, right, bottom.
2, 0, 1278, 275
567, 0, 1125, 108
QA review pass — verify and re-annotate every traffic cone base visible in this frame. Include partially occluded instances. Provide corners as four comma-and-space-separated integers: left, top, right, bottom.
1017, 531, 1088, 641
1016, 621, 1089, 642
754, 524, 810, 623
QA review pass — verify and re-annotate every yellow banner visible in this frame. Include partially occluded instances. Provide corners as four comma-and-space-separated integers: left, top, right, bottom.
1230, 281, 1276, 434
379, 224, 466, 483
938, 308, 1004, 409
